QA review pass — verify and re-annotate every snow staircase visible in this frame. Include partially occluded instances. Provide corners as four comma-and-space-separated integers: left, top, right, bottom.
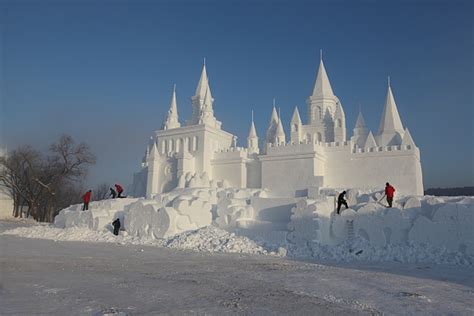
346, 220, 354, 240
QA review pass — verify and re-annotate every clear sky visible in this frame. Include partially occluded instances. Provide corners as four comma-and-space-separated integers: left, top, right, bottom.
1, 0, 473, 190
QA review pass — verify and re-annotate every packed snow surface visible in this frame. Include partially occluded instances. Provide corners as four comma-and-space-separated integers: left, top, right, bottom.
4, 187, 473, 266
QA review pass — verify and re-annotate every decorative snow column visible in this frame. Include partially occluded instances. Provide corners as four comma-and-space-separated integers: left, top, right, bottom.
146, 142, 160, 197
376, 78, 405, 146
290, 106, 302, 143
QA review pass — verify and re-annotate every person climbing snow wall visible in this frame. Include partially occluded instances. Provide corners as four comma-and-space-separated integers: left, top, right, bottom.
82, 190, 92, 211
385, 182, 395, 208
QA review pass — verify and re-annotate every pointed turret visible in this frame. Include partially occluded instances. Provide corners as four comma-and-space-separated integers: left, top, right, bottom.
203, 84, 213, 109
248, 114, 257, 138
275, 117, 286, 145
354, 111, 367, 129
311, 58, 335, 98
195, 61, 210, 99
265, 103, 279, 144
290, 106, 302, 143
351, 110, 369, 148
364, 131, 377, 148
377, 79, 405, 146
163, 85, 181, 130
291, 106, 302, 125
401, 128, 415, 147
189, 60, 221, 128
307, 52, 340, 139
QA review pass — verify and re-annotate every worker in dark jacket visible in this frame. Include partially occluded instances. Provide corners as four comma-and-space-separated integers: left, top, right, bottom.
112, 218, 121, 236
109, 187, 117, 199
337, 191, 348, 214
82, 190, 92, 211
384, 182, 396, 207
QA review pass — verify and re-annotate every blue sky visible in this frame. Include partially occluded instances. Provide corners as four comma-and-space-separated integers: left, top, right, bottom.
1, 0, 473, 190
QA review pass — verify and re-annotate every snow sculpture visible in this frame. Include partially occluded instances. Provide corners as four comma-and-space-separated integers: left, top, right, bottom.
132, 56, 423, 198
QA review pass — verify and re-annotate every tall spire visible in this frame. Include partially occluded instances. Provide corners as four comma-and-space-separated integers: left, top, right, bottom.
248, 110, 257, 138
195, 60, 211, 99
311, 54, 334, 98
163, 84, 181, 130
266, 101, 280, 144
354, 110, 367, 129
378, 82, 404, 135
247, 110, 259, 154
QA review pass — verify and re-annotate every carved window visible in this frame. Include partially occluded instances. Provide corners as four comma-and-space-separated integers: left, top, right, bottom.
317, 132, 322, 142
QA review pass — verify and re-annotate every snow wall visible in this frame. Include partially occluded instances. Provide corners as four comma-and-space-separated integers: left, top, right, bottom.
288, 190, 474, 257
55, 188, 474, 259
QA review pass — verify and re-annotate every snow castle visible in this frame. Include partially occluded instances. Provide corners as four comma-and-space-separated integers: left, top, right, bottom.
132, 57, 423, 198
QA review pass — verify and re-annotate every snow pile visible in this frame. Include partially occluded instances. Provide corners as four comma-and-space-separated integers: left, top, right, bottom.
288, 191, 474, 264
165, 225, 267, 254
3, 224, 267, 255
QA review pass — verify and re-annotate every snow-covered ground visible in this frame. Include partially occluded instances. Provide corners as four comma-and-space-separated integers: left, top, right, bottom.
1, 219, 473, 315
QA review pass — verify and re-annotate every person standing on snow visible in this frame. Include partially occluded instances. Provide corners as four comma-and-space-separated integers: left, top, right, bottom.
112, 218, 121, 236
337, 191, 348, 214
82, 190, 92, 211
109, 187, 117, 199
115, 183, 125, 198
384, 182, 395, 207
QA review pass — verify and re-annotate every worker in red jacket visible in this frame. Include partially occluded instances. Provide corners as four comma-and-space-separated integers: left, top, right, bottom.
384, 182, 395, 208
115, 183, 125, 198
82, 190, 92, 211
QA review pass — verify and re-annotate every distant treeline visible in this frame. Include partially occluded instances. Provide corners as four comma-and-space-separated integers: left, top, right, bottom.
424, 187, 474, 196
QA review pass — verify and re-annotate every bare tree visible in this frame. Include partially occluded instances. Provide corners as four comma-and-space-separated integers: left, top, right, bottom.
0, 135, 96, 222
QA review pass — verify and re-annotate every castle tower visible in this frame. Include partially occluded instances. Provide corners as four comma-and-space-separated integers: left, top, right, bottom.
247, 111, 259, 154
290, 106, 302, 143
306, 51, 339, 142
351, 110, 369, 148
265, 101, 279, 145
275, 111, 286, 145
162, 85, 181, 130
189, 60, 220, 128
334, 101, 346, 142
376, 78, 405, 146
